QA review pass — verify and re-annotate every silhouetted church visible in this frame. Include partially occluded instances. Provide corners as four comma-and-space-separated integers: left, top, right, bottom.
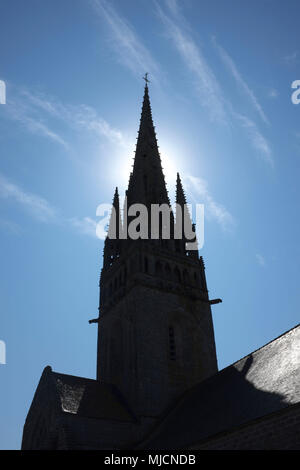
22, 82, 300, 450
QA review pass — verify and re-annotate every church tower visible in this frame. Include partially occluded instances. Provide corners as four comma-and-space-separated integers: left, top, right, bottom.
96, 81, 218, 417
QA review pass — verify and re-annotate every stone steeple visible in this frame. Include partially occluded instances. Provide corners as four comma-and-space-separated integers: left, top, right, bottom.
97, 82, 218, 418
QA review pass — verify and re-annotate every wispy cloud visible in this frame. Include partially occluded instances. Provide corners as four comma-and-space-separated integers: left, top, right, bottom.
184, 175, 235, 232
233, 112, 273, 168
155, 1, 227, 123
70, 104, 126, 146
0, 217, 22, 235
156, 1, 273, 167
21, 89, 127, 147
164, 0, 181, 17
0, 173, 98, 237
283, 51, 298, 65
5, 99, 68, 149
2, 87, 127, 150
68, 216, 97, 238
91, 0, 161, 81
256, 253, 266, 267
213, 36, 269, 125
0, 173, 57, 222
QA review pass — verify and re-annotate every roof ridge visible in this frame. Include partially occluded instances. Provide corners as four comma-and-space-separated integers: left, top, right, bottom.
225, 322, 300, 371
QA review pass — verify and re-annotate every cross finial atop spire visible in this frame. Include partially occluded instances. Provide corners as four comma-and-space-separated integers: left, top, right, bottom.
143, 72, 150, 86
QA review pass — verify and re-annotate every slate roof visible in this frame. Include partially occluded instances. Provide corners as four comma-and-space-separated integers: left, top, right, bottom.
137, 324, 300, 449
24, 324, 299, 449
51, 371, 137, 422
24, 366, 137, 425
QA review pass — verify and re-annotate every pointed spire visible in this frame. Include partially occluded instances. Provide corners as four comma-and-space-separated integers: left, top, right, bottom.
103, 187, 122, 269
135, 84, 157, 153
126, 82, 170, 209
175, 173, 198, 259
107, 187, 121, 240
176, 172, 187, 206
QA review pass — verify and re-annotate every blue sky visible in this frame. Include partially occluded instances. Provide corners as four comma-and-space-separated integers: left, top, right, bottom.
0, 0, 299, 449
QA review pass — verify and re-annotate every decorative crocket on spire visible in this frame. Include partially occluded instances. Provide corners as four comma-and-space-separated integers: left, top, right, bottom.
103, 187, 122, 268
175, 172, 198, 258
176, 172, 187, 207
